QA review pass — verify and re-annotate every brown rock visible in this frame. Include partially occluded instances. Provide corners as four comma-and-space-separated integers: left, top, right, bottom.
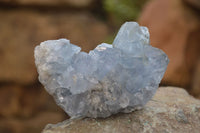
42, 87, 200, 133
0, 85, 21, 117
139, 0, 200, 96
0, 9, 110, 84
0, 84, 66, 118
0, 111, 65, 133
192, 59, 200, 98
183, 0, 200, 10
0, 0, 93, 8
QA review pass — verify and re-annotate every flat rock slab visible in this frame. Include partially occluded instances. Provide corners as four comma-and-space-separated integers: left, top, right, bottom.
42, 87, 200, 133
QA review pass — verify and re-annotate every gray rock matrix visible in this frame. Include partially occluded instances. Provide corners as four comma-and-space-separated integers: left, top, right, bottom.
34, 22, 169, 118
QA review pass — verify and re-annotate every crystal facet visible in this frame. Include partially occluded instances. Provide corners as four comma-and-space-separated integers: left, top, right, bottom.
34, 22, 169, 118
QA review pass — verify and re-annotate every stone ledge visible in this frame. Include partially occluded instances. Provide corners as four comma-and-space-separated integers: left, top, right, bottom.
42, 87, 200, 133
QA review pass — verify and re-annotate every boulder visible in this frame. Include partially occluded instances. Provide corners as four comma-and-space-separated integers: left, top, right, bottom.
139, 0, 200, 97
42, 87, 200, 133
0, 9, 109, 84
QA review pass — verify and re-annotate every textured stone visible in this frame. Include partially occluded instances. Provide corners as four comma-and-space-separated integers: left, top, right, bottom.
0, 10, 109, 84
139, 0, 200, 97
35, 22, 169, 118
42, 87, 200, 133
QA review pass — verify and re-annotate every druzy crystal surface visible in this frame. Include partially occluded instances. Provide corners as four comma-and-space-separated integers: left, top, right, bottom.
34, 22, 169, 118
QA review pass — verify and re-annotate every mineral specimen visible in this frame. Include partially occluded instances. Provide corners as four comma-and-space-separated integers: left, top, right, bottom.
34, 22, 169, 118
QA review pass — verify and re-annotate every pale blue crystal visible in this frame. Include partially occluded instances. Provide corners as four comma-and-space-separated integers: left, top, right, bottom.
34, 22, 169, 118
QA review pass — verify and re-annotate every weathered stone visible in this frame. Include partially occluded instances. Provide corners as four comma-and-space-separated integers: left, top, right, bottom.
42, 87, 200, 133
0, 10, 109, 84
35, 22, 168, 118
139, 0, 200, 97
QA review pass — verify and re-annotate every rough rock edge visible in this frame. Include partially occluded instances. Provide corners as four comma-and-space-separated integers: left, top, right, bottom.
42, 87, 200, 133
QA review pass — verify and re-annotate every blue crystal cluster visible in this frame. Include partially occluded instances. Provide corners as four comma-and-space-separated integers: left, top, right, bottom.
34, 22, 169, 118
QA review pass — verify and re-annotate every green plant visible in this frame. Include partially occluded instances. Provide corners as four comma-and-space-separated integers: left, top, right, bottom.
103, 0, 147, 24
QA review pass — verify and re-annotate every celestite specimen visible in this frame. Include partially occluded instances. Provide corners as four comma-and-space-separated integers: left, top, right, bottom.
34, 22, 169, 118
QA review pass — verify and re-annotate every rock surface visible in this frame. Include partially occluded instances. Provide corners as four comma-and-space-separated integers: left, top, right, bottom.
35, 22, 168, 118
139, 0, 200, 97
0, 83, 66, 118
42, 87, 200, 133
0, 111, 65, 133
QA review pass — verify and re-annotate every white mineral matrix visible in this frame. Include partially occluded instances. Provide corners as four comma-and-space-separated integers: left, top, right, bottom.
34, 22, 169, 118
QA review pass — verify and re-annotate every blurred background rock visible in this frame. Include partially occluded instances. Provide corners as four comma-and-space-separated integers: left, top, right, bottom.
0, 0, 199, 132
